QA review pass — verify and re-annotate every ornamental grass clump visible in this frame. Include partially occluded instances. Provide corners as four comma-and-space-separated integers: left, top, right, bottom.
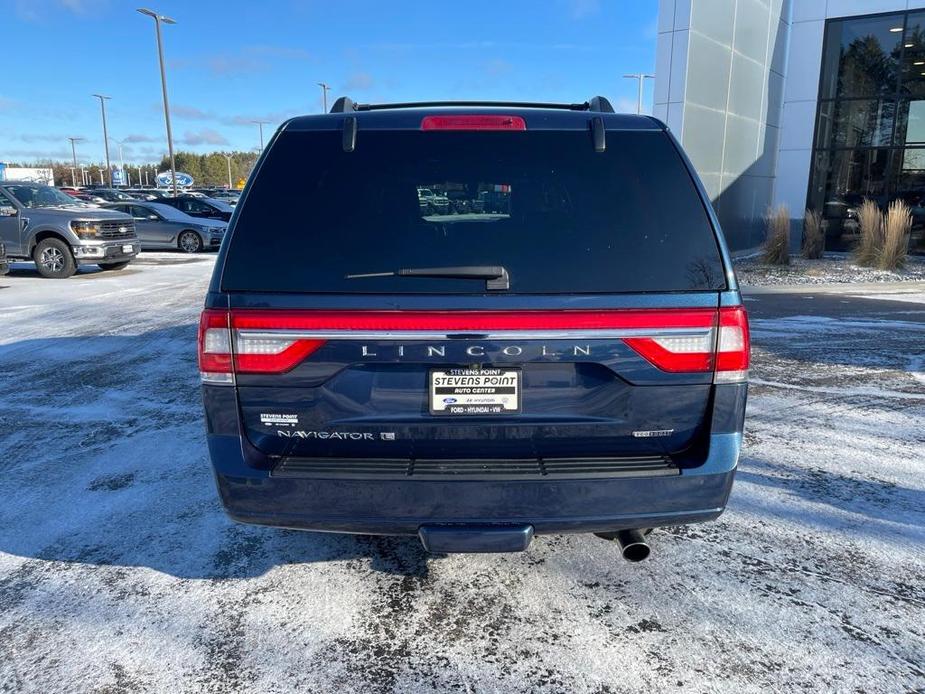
879, 199, 911, 271
762, 204, 790, 265
802, 208, 824, 260
854, 198, 882, 267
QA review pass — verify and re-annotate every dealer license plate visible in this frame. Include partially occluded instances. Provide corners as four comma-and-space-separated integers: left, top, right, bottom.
429, 368, 521, 415
122, 244, 134, 254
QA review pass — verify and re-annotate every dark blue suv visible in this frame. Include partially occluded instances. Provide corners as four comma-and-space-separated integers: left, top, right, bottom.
199, 97, 749, 558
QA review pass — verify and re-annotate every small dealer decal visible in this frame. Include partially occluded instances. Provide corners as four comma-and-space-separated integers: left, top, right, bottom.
260, 413, 299, 427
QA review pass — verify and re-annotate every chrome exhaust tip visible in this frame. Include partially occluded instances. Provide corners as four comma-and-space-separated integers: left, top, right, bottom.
616, 528, 651, 562
595, 528, 651, 562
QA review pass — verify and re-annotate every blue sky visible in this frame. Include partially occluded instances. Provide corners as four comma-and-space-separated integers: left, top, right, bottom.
0, 0, 658, 165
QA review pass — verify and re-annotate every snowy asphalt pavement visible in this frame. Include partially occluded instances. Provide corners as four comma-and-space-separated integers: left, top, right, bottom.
1, 255, 923, 693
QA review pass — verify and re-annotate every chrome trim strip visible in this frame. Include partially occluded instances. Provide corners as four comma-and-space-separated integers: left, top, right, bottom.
236, 328, 714, 341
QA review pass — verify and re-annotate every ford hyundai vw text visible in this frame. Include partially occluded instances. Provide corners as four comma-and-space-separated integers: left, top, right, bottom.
199, 96, 749, 558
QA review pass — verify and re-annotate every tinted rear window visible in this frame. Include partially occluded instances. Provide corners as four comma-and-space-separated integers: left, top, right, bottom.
222, 129, 725, 293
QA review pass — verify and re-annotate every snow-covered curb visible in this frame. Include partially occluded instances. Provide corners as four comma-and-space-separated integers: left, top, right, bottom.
733, 253, 925, 286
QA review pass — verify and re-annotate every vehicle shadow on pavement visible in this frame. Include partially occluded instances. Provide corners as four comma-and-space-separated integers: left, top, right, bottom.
0, 327, 435, 580
748, 293, 925, 373
4, 262, 115, 279
205, 524, 433, 579
735, 457, 925, 538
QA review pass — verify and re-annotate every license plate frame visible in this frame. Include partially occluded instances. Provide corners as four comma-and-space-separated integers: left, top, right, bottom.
429, 367, 521, 416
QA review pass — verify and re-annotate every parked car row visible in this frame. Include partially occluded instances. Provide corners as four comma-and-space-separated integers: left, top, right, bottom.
60, 185, 241, 205
0, 180, 234, 278
103, 201, 226, 252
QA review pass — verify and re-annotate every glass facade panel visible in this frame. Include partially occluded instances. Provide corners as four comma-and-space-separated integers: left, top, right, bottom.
820, 15, 902, 99
816, 99, 896, 148
900, 12, 925, 97
810, 10, 925, 253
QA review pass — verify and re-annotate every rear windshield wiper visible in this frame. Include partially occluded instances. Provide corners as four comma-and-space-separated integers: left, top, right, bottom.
345, 265, 510, 291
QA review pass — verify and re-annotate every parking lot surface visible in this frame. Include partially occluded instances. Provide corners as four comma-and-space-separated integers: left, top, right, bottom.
1, 255, 923, 693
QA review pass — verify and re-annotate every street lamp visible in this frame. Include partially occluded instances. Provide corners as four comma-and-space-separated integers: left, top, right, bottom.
67, 137, 84, 187
251, 120, 269, 149
317, 82, 330, 112
223, 153, 233, 189
622, 73, 655, 115
137, 8, 178, 195
92, 94, 112, 185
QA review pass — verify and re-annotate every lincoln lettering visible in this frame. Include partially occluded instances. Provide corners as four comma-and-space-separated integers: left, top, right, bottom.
359, 344, 592, 359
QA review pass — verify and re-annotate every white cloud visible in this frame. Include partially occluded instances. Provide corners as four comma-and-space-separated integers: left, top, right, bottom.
342, 72, 375, 91
179, 129, 229, 146
569, 0, 600, 19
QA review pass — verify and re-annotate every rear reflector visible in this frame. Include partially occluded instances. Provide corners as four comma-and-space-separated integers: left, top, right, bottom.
421, 115, 526, 131
196, 307, 749, 381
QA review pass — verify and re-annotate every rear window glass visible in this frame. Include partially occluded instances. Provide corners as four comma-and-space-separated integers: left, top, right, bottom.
222, 129, 725, 293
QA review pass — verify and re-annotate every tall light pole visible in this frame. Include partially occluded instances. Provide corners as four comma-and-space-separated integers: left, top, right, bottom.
137, 8, 178, 195
92, 94, 112, 185
223, 153, 233, 189
251, 120, 269, 149
67, 137, 84, 187
623, 73, 655, 115
317, 82, 330, 112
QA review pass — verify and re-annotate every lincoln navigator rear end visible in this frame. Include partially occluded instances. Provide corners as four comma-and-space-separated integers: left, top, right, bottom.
199, 97, 749, 557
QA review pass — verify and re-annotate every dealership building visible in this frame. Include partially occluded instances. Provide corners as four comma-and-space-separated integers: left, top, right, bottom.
655, 0, 925, 253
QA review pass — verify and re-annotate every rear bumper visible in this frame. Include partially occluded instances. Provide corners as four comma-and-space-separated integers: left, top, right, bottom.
207, 432, 740, 536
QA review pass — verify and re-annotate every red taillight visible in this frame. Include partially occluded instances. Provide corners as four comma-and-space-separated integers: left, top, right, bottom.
227, 309, 716, 332
714, 306, 750, 383
623, 306, 749, 382
198, 309, 326, 381
622, 335, 715, 373
420, 115, 526, 131
234, 336, 326, 373
198, 309, 233, 384
197, 308, 749, 382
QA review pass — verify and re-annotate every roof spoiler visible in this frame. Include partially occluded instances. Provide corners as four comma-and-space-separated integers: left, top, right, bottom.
329, 96, 617, 154
329, 96, 616, 113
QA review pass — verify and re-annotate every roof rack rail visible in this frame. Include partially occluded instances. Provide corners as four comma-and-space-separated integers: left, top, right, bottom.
328, 96, 617, 113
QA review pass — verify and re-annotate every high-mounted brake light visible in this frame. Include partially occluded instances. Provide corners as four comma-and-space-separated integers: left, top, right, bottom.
420, 115, 527, 131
